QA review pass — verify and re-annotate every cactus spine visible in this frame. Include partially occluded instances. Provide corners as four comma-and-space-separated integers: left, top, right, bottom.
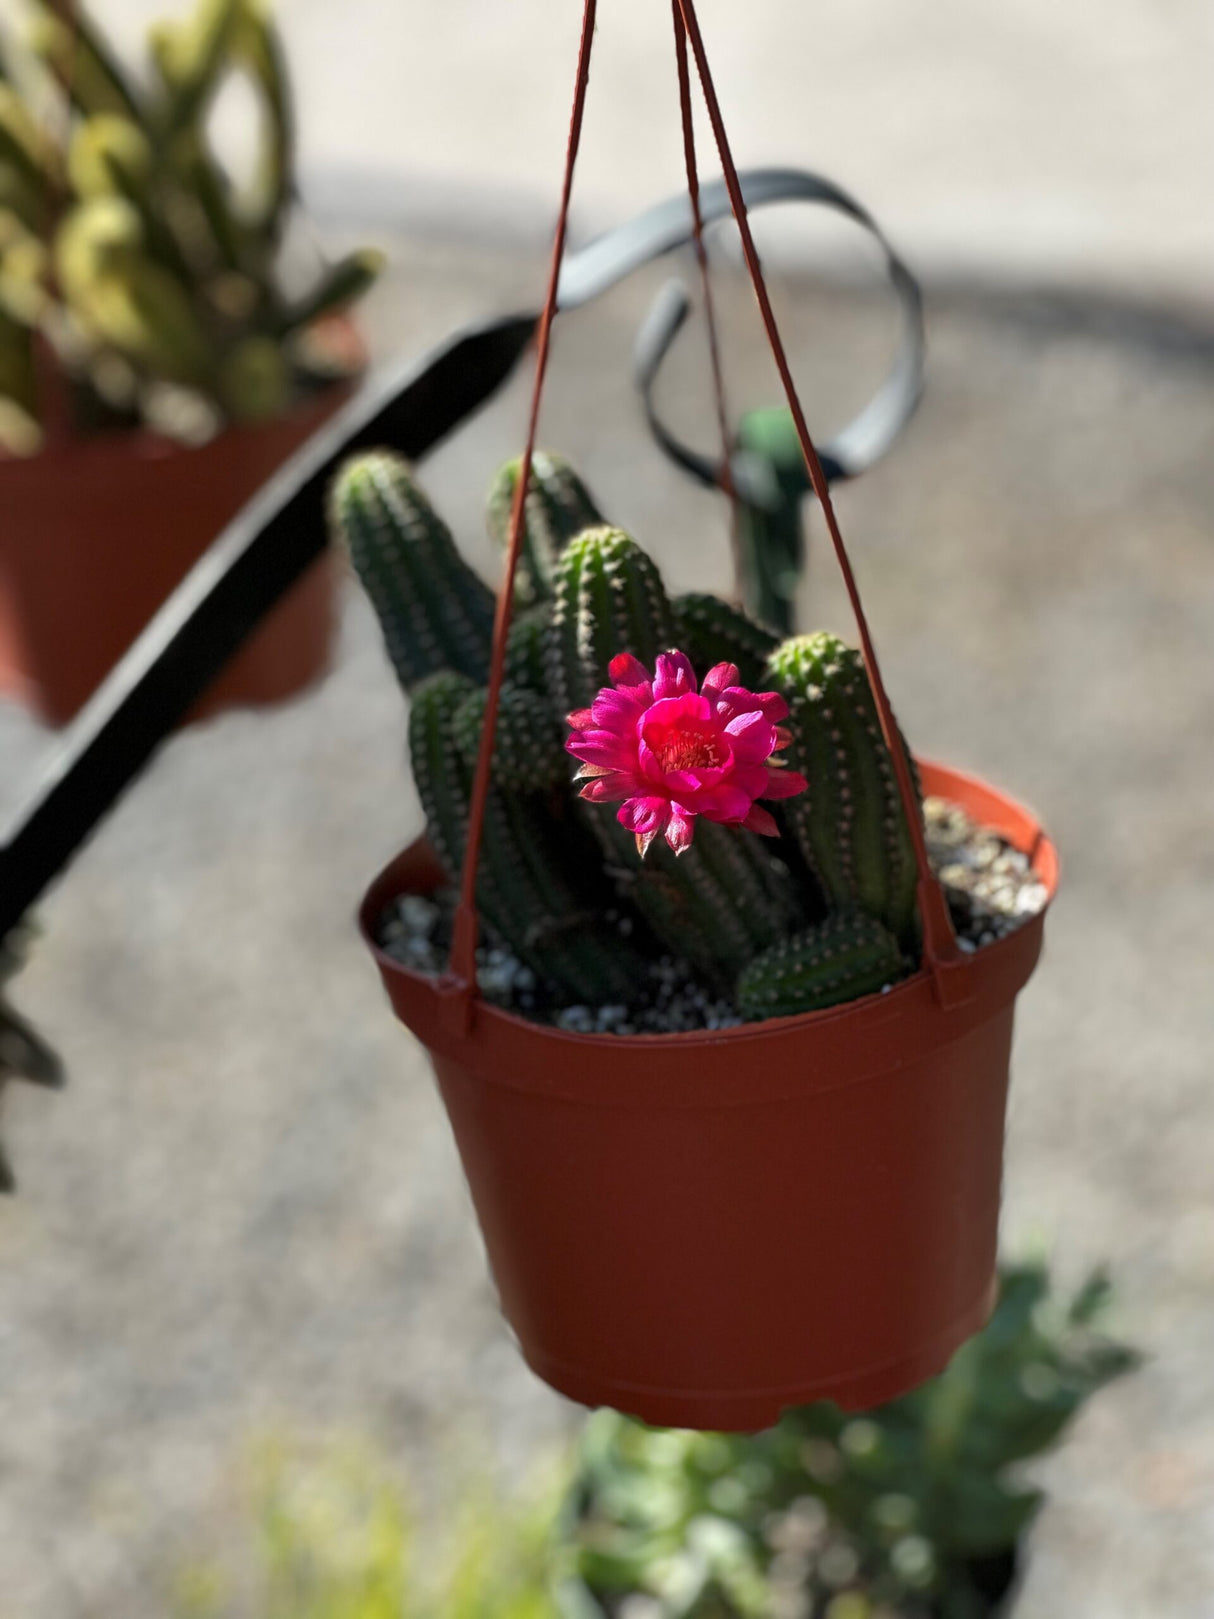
765, 633, 921, 951
486, 450, 604, 607
737, 911, 905, 1020
333, 451, 495, 690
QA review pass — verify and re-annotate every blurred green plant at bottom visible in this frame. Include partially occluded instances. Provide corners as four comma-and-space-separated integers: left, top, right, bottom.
172, 1437, 564, 1619
169, 1262, 1136, 1619
564, 1260, 1139, 1619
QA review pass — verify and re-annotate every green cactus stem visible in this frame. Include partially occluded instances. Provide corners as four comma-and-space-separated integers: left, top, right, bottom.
486, 449, 604, 608
549, 526, 800, 985
452, 682, 567, 794
409, 671, 643, 1007
547, 526, 678, 717
334, 451, 495, 691
733, 405, 810, 636
671, 592, 779, 691
28, 6, 142, 121
503, 604, 551, 693
765, 632, 921, 950
737, 910, 905, 1020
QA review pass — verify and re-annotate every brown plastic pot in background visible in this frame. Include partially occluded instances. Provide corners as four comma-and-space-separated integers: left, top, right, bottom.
360, 761, 1058, 1432
0, 378, 355, 727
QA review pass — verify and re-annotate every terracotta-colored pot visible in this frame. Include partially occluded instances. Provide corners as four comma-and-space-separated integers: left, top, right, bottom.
360, 761, 1057, 1431
0, 381, 354, 726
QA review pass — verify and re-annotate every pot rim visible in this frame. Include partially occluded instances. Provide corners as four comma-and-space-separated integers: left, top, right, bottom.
360, 757, 1057, 1057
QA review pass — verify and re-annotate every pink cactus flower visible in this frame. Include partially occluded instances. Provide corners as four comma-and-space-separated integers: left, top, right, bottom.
565, 650, 809, 857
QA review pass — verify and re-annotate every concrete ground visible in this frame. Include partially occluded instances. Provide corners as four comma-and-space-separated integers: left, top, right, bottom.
0, 227, 1213, 1617
18, 0, 1212, 306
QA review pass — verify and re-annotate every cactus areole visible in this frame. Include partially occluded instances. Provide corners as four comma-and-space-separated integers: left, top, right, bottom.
351, 0, 1058, 1429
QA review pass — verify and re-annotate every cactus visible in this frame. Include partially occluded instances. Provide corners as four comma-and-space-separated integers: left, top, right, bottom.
486, 449, 604, 607
548, 526, 802, 985
733, 405, 811, 635
547, 526, 679, 716
409, 672, 642, 1006
0, 0, 381, 449
340, 449, 940, 1021
333, 451, 495, 690
736, 910, 905, 1020
452, 683, 567, 794
671, 592, 778, 690
503, 604, 551, 693
765, 633, 922, 951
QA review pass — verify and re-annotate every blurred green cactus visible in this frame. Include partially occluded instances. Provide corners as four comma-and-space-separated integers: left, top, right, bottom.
0, 0, 382, 455
565, 1260, 1138, 1619
486, 449, 604, 608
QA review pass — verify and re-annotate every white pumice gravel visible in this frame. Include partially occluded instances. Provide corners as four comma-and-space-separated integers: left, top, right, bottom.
923, 797, 1050, 952
377, 799, 1049, 1030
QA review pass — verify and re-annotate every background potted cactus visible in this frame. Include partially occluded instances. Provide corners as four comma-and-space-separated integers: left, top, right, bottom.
561, 1261, 1138, 1619
341, 446, 1058, 1430
0, 0, 382, 722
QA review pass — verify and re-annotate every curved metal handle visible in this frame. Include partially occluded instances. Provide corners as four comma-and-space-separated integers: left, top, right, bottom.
628, 168, 925, 495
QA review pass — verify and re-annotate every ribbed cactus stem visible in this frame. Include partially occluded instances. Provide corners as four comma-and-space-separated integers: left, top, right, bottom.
549, 526, 800, 985
671, 592, 779, 690
737, 911, 905, 1020
486, 449, 604, 607
333, 451, 495, 691
765, 632, 921, 950
409, 672, 643, 1006
548, 527, 678, 716
452, 682, 567, 793
503, 604, 551, 693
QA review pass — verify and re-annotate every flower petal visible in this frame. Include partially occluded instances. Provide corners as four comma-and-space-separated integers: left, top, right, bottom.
688, 782, 754, 824
701, 661, 741, 701
618, 795, 671, 837
566, 729, 634, 769
579, 773, 632, 803
591, 686, 650, 730
724, 708, 778, 761
665, 803, 696, 854
718, 687, 788, 723
741, 804, 780, 837
566, 707, 595, 730
609, 651, 652, 690
762, 765, 809, 801
653, 650, 697, 701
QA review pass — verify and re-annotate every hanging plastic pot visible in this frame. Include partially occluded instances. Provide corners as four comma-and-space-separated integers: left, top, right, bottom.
361, 761, 1056, 1431
0, 375, 354, 727
354, 0, 1058, 1430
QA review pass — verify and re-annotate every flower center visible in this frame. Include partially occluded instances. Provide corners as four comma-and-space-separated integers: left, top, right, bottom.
648, 717, 727, 773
